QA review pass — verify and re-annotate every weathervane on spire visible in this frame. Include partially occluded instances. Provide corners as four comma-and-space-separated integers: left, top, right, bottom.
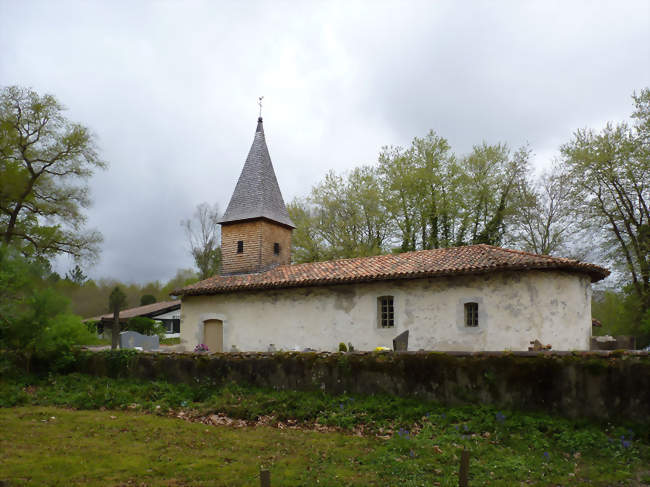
258, 96, 264, 118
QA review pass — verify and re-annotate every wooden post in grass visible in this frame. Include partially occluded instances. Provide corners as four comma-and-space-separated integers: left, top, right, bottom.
260, 469, 271, 487
459, 448, 470, 487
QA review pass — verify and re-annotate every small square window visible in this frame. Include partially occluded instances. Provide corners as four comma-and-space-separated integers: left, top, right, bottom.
273, 242, 280, 255
237, 240, 244, 253
465, 302, 479, 327
377, 296, 394, 328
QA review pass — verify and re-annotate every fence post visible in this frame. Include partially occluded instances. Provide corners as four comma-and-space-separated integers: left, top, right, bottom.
459, 449, 470, 487
260, 468, 271, 487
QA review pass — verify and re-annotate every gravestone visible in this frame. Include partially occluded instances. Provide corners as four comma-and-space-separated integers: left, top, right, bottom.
119, 331, 159, 351
393, 330, 409, 351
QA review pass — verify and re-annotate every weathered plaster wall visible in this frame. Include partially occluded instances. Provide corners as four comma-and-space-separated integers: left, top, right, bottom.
180, 270, 592, 352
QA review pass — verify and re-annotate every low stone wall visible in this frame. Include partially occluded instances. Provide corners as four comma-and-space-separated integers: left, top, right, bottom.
70, 350, 649, 422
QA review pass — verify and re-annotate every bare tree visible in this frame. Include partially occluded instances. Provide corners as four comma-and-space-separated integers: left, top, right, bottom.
181, 203, 221, 279
509, 165, 575, 255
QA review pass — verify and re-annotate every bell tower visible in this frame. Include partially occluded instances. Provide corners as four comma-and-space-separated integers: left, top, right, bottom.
218, 117, 294, 275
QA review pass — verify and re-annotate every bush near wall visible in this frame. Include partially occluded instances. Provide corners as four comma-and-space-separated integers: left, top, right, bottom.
23, 350, 650, 423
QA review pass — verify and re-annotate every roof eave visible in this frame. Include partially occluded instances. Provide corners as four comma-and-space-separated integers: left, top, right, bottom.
175, 264, 608, 298
218, 215, 295, 229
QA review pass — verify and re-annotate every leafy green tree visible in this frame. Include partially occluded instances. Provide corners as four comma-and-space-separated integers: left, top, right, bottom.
287, 198, 328, 263
293, 167, 392, 262
311, 167, 391, 259
377, 132, 530, 250
0, 245, 95, 372
181, 202, 221, 279
140, 294, 156, 306
65, 264, 87, 285
108, 286, 126, 350
561, 88, 650, 322
0, 86, 105, 261
291, 130, 532, 260
378, 131, 465, 250
463, 143, 530, 246
377, 144, 421, 251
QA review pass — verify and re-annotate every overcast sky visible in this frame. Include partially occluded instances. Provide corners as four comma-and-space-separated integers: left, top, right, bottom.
1, 0, 648, 284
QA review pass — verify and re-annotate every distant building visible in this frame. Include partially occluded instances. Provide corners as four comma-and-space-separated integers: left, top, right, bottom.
89, 300, 180, 339
176, 117, 608, 352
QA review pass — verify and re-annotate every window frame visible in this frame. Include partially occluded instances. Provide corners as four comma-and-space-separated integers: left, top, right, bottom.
456, 297, 486, 333
464, 302, 479, 327
377, 295, 395, 328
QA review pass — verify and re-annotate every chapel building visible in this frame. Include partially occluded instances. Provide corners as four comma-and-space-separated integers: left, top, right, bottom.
176, 117, 609, 353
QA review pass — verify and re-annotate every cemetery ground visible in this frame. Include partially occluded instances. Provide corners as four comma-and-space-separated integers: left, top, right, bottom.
1, 374, 649, 486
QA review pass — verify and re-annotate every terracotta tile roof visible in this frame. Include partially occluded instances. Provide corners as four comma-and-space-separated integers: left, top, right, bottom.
86, 300, 180, 322
174, 244, 609, 297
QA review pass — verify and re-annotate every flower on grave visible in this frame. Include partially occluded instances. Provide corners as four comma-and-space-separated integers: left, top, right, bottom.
194, 344, 209, 353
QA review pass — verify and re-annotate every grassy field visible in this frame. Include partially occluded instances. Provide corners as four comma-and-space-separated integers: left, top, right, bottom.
1, 374, 649, 486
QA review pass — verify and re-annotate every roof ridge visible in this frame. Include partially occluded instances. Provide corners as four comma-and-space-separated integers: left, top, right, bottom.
477, 244, 575, 262
208, 244, 579, 278
272, 244, 489, 271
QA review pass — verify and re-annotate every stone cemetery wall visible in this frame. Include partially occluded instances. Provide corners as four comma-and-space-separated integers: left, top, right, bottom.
65, 350, 650, 422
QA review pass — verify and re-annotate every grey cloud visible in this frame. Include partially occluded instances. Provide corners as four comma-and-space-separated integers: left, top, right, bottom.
1, 0, 648, 283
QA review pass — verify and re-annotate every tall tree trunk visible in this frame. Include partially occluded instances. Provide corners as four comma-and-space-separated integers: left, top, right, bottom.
111, 309, 120, 350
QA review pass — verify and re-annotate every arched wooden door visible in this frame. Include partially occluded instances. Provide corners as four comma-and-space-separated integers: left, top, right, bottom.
203, 319, 223, 353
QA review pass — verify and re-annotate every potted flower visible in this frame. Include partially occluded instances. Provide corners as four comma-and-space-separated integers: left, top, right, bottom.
194, 343, 209, 353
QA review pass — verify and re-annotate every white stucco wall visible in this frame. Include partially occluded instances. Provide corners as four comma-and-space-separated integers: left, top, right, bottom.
180, 270, 593, 352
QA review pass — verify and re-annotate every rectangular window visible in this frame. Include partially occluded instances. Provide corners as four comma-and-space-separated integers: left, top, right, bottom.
465, 302, 479, 327
377, 296, 395, 328
273, 242, 280, 255
237, 240, 244, 253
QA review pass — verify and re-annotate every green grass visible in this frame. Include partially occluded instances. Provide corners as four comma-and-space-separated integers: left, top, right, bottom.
0, 407, 384, 486
1, 374, 648, 486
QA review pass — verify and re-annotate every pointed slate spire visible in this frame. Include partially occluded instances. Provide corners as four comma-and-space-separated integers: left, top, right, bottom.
219, 117, 295, 228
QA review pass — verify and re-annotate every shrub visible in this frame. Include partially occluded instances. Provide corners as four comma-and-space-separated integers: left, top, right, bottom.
0, 247, 96, 372
338, 342, 348, 352
125, 317, 164, 337
38, 314, 96, 371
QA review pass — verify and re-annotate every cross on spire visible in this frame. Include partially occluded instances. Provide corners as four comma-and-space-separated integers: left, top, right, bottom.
258, 96, 264, 119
